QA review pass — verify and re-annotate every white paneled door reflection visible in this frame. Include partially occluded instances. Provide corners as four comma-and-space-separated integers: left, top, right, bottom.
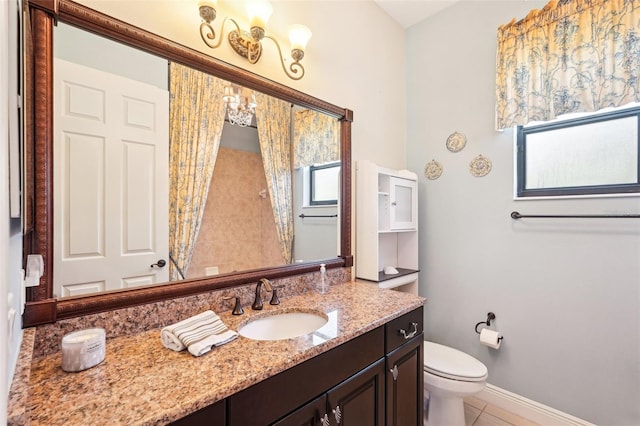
54, 58, 169, 298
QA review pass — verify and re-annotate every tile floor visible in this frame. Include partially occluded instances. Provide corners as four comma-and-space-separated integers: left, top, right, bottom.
463, 396, 540, 426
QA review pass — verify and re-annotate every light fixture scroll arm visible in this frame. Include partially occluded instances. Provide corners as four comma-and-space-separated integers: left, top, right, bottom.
263, 35, 305, 81
200, 16, 242, 50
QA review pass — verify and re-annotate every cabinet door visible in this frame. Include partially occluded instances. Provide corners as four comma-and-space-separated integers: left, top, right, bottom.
326, 359, 385, 426
273, 394, 328, 426
386, 337, 424, 426
388, 177, 417, 230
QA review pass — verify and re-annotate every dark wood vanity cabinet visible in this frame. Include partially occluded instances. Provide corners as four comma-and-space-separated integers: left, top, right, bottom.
172, 307, 423, 426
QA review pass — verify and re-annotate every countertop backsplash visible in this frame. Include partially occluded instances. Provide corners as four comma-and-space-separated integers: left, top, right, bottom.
32, 267, 352, 359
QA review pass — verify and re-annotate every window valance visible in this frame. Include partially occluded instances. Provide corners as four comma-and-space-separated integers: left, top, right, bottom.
293, 109, 339, 168
495, 0, 640, 130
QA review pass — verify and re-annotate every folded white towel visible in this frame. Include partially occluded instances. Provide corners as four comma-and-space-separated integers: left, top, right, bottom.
187, 329, 238, 357
160, 310, 237, 356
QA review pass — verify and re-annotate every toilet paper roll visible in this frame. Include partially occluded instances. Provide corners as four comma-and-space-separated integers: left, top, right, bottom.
479, 328, 502, 349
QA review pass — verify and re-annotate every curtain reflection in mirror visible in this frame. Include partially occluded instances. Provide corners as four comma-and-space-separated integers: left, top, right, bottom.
293, 109, 339, 168
255, 93, 294, 264
168, 62, 226, 280
165, 65, 339, 279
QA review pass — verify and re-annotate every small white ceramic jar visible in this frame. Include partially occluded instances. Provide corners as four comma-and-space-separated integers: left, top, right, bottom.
61, 328, 106, 372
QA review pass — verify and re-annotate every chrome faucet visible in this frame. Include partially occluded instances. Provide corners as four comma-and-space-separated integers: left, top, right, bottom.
252, 278, 273, 310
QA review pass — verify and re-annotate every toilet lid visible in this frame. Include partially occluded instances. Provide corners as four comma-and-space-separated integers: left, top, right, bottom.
423, 341, 488, 382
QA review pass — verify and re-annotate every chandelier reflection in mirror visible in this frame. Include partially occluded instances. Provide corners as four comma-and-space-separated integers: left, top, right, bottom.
198, 0, 312, 80
224, 85, 257, 127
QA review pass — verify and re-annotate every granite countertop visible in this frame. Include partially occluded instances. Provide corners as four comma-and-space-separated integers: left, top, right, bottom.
13, 281, 424, 425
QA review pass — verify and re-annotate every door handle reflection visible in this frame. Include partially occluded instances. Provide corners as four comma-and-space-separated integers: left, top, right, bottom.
150, 259, 167, 268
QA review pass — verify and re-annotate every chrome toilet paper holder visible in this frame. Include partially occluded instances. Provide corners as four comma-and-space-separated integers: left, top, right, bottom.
474, 312, 504, 342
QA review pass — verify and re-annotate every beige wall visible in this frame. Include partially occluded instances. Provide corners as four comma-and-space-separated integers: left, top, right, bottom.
79, 0, 408, 170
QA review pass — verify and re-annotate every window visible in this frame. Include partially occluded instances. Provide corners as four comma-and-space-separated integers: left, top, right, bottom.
309, 162, 340, 205
516, 106, 640, 198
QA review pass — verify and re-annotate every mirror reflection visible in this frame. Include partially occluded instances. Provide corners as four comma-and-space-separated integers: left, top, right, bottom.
53, 23, 340, 298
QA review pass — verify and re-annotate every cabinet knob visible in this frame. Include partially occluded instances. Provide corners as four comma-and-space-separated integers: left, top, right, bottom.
333, 405, 342, 424
399, 322, 418, 339
390, 364, 399, 381
320, 413, 330, 426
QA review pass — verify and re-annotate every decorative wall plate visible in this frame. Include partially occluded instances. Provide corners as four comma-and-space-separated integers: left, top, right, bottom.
446, 131, 467, 152
469, 154, 492, 177
424, 159, 443, 180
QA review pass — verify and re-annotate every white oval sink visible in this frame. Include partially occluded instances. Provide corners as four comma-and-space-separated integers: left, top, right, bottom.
238, 311, 328, 341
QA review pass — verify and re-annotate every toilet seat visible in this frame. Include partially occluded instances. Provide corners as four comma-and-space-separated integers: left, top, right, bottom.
424, 341, 488, 382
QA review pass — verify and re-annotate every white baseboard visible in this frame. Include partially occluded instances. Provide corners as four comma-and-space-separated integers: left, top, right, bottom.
477, 384, 596, 426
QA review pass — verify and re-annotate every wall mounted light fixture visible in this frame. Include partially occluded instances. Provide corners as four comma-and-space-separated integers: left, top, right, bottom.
198, 0, 312, 80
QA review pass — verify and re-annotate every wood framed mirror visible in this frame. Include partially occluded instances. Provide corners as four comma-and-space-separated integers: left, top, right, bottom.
23, 0, 353, 327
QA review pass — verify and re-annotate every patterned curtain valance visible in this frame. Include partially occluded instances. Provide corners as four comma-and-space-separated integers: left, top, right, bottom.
293, 109, 340, 169
495, 0, 640, 130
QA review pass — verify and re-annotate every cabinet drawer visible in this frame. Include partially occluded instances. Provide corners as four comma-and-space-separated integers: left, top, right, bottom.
385, 306, 423, 353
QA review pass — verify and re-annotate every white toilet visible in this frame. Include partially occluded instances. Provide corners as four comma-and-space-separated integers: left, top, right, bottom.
423, 341, 488, 426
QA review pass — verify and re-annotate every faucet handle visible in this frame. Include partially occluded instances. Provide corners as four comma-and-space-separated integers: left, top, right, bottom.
223, 296, 244, 315
270, 286, 282, 306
